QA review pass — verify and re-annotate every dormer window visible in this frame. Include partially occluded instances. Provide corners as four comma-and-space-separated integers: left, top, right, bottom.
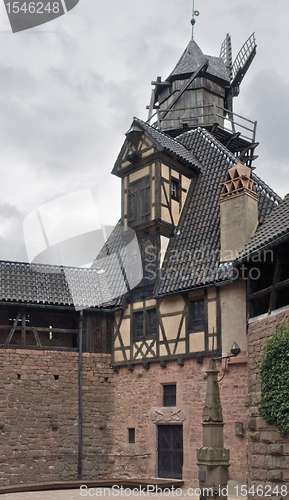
171, 178, 180, 201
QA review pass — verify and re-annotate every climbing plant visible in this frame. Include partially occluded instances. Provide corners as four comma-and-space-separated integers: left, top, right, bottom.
258, 323, 289, 436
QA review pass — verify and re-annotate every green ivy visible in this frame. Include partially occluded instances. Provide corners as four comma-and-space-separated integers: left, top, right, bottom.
258, 323, 289, 436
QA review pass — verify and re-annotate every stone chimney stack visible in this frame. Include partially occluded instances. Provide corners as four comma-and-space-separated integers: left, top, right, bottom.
219, 161, 259, 262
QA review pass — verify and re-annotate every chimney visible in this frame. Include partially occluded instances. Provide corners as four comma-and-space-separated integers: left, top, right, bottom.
219, 161, 259, 262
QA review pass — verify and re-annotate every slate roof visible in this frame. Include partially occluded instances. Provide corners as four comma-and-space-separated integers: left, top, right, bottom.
113, 117, 202, 173
238, 193, 289, 261
0, 222, 143, 310
0, 261, 117, 309
169, 39, 230, 83
154, 127, 280, 296
92, 222, 143, 305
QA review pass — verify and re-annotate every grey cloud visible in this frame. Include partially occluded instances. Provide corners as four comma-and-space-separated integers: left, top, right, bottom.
0, 202, 20, 219
247, 70, 289, 163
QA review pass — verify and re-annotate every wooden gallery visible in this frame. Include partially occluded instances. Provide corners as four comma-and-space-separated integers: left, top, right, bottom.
1, 26, 289, 491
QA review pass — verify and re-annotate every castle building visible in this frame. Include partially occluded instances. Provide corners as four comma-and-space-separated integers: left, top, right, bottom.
0, 18, 288, 491
101, 28, 278, 485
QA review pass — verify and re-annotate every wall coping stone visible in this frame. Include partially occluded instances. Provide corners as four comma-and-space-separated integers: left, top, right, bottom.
248, 304, 289, 324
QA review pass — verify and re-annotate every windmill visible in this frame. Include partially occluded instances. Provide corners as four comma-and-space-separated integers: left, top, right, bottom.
220, 32, 257, 120
146, 23, 258, 165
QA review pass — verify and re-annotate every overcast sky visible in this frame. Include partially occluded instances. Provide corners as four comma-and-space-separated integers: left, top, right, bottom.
0, 0, 288, 262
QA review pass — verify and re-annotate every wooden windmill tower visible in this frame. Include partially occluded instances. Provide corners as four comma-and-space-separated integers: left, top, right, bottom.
147, 11, 258, 166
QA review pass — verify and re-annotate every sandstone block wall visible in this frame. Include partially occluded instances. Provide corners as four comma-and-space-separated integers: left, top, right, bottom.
112, 356, 248, 485
247, 308, 289, 499
0, 349, 114, 485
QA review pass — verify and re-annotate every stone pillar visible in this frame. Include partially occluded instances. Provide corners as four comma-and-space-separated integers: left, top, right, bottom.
197, 359, 230, 500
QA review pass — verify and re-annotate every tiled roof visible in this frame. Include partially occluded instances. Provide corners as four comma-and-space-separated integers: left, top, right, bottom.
92, 222, 142, 306
0, 261, 116, 309
169, 39, 230, 83
154, 128, 280, 296
238, 193, 289, 261
0, 224, 143, 309
132, 117, 202, 171
253, 174, 281, 224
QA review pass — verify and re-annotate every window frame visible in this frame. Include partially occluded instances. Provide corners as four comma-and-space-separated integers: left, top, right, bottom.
132, 307, 157, 341
171, 177, 180, 202
128, 428, 135, 444
188, 299, 205, 333
163, 384, 177, 407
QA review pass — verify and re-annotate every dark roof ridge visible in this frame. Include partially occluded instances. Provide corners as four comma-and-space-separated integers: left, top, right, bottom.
176, 127, 237, 166
0, 259, 108, 274
177, 128, 281, 206
196, 127, 237, 163
133, 117, 203, 171
134, 116, 192, 149
252, 172, 282, 203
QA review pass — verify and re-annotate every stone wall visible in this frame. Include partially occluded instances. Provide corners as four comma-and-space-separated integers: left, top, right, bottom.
112, 356, 248, 485
247, 307, 289, 499
0, 349, 114, 485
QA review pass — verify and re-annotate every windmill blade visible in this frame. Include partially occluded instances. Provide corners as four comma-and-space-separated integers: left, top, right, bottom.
231, 33, 257, 89
220, 33, 233, 81
147, 87, 156, 121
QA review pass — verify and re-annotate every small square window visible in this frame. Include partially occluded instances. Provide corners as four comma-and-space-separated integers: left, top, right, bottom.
128, 428, 135, 444
163, 384, 176, 407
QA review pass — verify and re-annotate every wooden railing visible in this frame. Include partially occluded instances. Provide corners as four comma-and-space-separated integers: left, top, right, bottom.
147, 104, 257, 143
0, 325, 78, 350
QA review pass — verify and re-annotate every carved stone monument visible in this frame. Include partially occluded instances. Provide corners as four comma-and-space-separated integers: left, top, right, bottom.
197, 359, 230, 500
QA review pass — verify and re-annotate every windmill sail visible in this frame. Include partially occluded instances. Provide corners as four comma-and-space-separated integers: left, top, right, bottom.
231, 33, 257, 88
220, 32, 257, 115
220, 33, 233, 81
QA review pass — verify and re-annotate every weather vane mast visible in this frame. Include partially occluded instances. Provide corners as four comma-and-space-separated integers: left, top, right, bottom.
191, 0, 200, 39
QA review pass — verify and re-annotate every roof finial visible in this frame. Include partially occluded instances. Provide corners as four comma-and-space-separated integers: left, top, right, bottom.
191, 0, 199, 40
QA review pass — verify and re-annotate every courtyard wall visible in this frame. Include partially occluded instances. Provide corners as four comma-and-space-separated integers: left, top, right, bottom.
113, 356, 248, 485
247, 306, 289, 499
0, 349, 114, 485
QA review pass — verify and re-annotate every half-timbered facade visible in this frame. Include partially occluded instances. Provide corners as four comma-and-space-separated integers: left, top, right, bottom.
108, 120, 278, 369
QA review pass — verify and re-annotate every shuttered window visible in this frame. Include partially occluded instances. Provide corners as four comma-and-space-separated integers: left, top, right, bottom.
128, 176, 151, 226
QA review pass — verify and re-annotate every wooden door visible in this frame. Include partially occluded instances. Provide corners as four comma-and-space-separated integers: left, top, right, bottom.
158, 425, 183, 479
